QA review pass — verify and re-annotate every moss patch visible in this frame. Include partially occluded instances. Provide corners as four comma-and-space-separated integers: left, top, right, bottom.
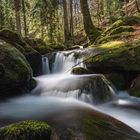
71, 67, 90, 75
99, 41, 126, 49
86, 43, 140, 72
0, 121, 51, 140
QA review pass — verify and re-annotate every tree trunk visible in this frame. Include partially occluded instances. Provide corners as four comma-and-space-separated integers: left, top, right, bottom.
22, 0, 27, 36
80, 0, 100, 43
14, 0, 21, 35
135, 0, 140, 13
70, 0, 74, 43
63, 0, 70, 46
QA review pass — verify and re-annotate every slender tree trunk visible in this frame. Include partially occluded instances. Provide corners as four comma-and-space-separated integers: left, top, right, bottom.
70, 0, 74, 43
14, 0, 21, 35
22, 0, 27, 36
135, 0, 140, 13
63, 0, 70, 46
80, 0, 100, 43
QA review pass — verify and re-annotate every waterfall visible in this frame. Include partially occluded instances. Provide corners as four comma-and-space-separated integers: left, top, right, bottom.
0, 49, 140, 134
42, 56, 50, 75
42, 50, 86, 74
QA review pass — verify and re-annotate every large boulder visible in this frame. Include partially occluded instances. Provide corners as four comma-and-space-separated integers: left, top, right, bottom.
0, 41, 34, 97
86, 42, 140, 73
0, 29, 42, 76
0, 121, 51, 140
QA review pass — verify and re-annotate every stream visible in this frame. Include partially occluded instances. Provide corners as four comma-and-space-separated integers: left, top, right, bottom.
0, 49, 140, 138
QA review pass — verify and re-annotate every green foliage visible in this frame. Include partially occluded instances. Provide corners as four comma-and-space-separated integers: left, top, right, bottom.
0, 121, 51, 140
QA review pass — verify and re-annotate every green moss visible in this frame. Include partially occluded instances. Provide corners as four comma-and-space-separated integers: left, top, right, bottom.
0, 121, 51, 140
108, 26, 134, 36
71, 67, 90, 75
97, 32, 133, 44
99, 41, 126, 49
103, 16, 140, 35
86, 43, 140, 72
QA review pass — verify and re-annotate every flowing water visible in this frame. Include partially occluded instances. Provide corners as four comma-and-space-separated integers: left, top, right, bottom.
0, 49, 140, 135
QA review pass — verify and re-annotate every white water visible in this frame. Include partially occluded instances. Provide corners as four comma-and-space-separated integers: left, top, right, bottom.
0, 50, 140, 134
42, 56, 50, 74
42, 51, 86, 74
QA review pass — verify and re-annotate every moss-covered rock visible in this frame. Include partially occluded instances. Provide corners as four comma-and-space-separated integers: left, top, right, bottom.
105, 73, 125, 90
97, 15, 140, 44
129, 76, 140, 97
71, 67, 90, 75
24, 38, 53, 55
0, 42, 33, 97
104, 16, 140, 35
0, 121, 51, 140
86, 42, 140, 73
97, 32, 133, 44
0, 29, 42, 76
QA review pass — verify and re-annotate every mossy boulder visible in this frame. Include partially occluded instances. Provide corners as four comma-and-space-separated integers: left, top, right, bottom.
129, 76, 140, 97
105, 73, 125, 90
0, 42, 33, 97
86, 41, 140, 73
24, 38, 53, 55
104, 16, 140, 35
0, 29, 42, 76
71, 67, 90, 75
0, 121, 51, 140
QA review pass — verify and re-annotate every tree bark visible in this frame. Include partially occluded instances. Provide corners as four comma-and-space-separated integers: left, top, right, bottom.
14, 0, 21, 35
70, 0, 74, 43
63, 0, 70, 46
80, 0, 100, 43
22, 0, 28, 36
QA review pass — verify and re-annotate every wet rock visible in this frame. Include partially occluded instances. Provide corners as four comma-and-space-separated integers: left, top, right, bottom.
130, 76, 140, 97
105, 73, 125, 90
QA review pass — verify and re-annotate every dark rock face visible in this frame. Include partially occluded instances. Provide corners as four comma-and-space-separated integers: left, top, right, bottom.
130, 76, 140, 97
0, 121, 51, 140
0, 29, 42, 76
0, 42, 33, 97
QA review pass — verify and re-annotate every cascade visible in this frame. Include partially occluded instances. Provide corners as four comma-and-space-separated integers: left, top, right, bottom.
0, 49, 140, 134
